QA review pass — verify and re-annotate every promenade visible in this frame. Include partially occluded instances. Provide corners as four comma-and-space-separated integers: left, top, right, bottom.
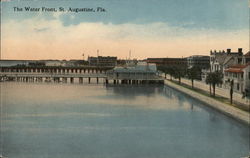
164, 74, 250, 107
164, 78, 250, 125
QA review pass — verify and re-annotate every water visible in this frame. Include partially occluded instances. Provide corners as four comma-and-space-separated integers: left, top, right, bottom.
0, 82, 249, 158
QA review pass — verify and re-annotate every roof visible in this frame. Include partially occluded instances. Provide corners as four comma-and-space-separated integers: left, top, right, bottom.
225, 68, 243, 73
229, 64, 249, 68
225, 64, 250, 73
187, 55, 210, 58
244, 51, 250, 57
112, 62, 157, 73
223, 56, 233, 65
215, 55, 228, 65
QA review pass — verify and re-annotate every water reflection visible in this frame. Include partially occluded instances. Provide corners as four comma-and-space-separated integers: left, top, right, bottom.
106, 84, 164, 97
1, 82, 249, 158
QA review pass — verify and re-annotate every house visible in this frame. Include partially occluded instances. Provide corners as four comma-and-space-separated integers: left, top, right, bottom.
210, 48, 243, 73
224, 63, 250, 93
243, 51, 250, 64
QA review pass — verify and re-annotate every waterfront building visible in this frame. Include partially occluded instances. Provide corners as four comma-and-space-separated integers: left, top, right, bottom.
210, 48, 243, 73
146, 57, 187, 68
187, 55, 210, 80
224, 63, 250, 94
106, 62, 163, 84
201, 69, 210, 82
88, 56, 117, 67
187, 55, 210, 69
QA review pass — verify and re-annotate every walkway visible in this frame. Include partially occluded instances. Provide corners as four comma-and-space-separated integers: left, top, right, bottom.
163, 74, 250, 107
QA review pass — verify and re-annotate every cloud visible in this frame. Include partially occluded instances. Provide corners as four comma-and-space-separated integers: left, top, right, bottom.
1, 16, 248, 59
52, 11, 67, 19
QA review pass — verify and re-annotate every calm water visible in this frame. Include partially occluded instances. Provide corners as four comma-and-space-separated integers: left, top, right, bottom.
0, 82, 249, 158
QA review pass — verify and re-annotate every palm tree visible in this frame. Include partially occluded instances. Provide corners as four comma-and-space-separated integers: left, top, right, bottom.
205, 72, 223, 97
187, 67, 199, 88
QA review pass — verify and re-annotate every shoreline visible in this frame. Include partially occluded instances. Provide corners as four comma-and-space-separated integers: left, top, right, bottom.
164, 80, 250, 125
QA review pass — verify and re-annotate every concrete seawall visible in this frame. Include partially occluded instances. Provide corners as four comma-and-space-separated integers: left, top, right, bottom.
164, 80, 250, 125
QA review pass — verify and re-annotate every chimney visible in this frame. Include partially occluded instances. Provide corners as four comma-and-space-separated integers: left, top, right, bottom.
238, 48, 242, 53
227, 49, 231, 53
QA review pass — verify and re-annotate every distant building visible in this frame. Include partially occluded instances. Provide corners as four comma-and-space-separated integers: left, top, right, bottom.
146, 58, 187, 68
210, 48, 244, 73
0, 59, 85, 68
0, 60, 31, 67
186, 55, 210, 80
117, 59, 138, 66
187, 55, 210, 69
117, 59, 127, 66
44, 60, 66, 67
88, 56, 117, 67
224, 63, 250, 93
201, 69, 210, 82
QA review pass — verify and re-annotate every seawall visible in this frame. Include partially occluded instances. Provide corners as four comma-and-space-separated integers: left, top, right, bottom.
164, 80, 250, 125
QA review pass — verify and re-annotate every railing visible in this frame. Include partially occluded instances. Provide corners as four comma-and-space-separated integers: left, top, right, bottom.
0, 72, 107, 78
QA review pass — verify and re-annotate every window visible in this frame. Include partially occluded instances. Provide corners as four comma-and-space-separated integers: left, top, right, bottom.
233, 73, 237, 78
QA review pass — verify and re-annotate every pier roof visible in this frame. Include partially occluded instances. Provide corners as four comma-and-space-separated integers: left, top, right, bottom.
112, 62, 157, 73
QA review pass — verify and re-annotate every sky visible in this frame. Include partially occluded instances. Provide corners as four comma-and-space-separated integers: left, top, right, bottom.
1, 0, 249, 60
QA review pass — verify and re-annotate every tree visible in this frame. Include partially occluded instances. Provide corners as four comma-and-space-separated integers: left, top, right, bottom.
167, 66, 175, 81
159, 66, 175, 81
172, 66, 187, 84
156, 65, 168, 79
205, 72, 223, 97
187, 67, 199, 88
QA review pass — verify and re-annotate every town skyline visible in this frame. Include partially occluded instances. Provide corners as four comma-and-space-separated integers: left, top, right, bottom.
1, 0, 249, 60
0, 47, 248, 61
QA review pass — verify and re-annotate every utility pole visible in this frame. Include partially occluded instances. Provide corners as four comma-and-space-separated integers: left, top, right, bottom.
97, 49, 99, 66
129, 50, 131, 60
230, 79, 234, 104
